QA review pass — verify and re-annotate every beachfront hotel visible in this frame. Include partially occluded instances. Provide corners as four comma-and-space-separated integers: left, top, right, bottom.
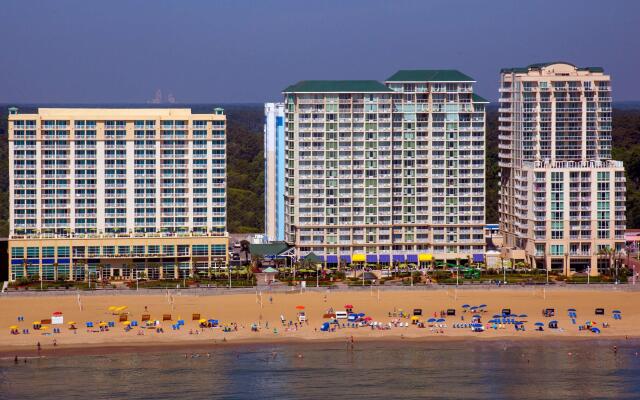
7, 107, 228, 282
282, 70, 488, 265
498, 62, 626, 275
264, 103, 286, 242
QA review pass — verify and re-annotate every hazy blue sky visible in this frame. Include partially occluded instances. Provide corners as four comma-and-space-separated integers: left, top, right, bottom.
1, 0, 639, 103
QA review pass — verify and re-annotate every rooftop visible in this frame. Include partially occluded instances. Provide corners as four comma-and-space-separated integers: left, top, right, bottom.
283, 80, 393, 93
501, 62, 604, 74
386, 70, 475, 82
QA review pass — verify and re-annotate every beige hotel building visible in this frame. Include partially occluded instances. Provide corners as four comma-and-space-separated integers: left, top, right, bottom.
498, 62, 626, 275
7, 107, 228, 282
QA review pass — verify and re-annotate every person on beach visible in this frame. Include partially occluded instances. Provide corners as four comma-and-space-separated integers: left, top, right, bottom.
37, 342, 41, 352
14, 355, 18, 364
269, 296, 273, 304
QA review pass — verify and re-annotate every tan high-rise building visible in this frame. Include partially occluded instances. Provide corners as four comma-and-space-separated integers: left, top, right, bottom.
283, 70, 488, 266
498, 62, 626, 275
7, 107, 228, 282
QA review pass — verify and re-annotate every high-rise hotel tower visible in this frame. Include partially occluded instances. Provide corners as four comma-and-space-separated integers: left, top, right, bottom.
283, 71, 488, 265
7, 107, 228, 282
264, 103, 286, 242
498, 62, 626, 275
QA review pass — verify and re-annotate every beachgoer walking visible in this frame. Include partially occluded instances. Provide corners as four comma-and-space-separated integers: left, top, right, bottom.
37, 342, 41, 352
269, 296, 273, 304
14, 355, 18, 364
53, 339, 57, 347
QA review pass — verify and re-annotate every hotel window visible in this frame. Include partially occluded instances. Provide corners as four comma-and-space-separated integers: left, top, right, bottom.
88, 246, 100, 257
27, 247, 39, 258
192, 245, 209, 256
103, 246, 115, 256
148, 245, 160, 255
117, 246, 130, 256
133, 246, 145, 256
162, 245, 175, 256
42, 247, 55, 258
11, 247, 24, 259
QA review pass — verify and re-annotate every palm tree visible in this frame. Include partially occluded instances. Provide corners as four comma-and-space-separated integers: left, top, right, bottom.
597, 247, 617, 281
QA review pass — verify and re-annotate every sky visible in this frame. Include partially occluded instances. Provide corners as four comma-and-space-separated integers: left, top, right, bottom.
1, 0, 639, 104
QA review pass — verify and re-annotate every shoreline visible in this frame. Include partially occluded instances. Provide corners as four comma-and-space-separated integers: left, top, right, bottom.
2, 334, 638, 359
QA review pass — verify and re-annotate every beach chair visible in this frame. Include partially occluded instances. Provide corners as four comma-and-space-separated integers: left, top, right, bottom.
119, 314, 128, 322
86, 322, 94, 328
142, 314, 151, 322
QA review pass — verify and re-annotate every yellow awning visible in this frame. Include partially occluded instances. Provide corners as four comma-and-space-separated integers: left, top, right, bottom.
418, 253, 433, 262
352, 254, 366, 262
9, 325, 18, 329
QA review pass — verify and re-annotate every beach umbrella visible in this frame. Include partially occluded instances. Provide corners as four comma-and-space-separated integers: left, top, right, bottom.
472, 314, 481, 318
436, 318, 445, 323
470, 306, 478, 310
591, 327, 601, 334
519, 314, 528, 318
358, 313, 366, 317
9, 325, 18, 329
534, 322, 544, 327
199, 319, 207, 323
99, 322, 108, 327
479, 304, 487, 308
108, 306, 117, 311
363, 317, 373, 321
471, 323, 483, 328
488, 319, 498, 323
295, 305, 305, 310
462, 304, 470, 308
122, 321, 131, 325
550, 320, 558, 324
567, 308, 576, 312
344, 304, 354, 309
67, 321, 76, 325
612, 310, 621, 314
493, 314, 501, 318
427, 318, 437, 323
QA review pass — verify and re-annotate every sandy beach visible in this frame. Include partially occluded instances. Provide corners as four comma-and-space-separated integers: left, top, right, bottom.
1, 288, 638, 355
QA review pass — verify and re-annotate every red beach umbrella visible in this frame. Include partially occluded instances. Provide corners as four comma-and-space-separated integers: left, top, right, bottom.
296, 305, 305, 310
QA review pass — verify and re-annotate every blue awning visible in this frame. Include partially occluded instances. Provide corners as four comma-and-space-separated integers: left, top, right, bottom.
11, 259, 23, 265
407, 255, 418, 263
393, 254, 406, 262
57, 258, 71, 264
326, 255, 338, 263
340, 255, 351, 263
379, 255, 390, 263
473, 254, 485, 262
41, 259, 55, 265
366, 255, 377, 263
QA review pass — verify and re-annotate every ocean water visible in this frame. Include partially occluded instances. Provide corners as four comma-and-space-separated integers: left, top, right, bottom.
1, 340, 639, 399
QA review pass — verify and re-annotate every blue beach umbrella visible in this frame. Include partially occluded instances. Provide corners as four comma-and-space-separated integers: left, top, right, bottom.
534, 322, 544, 327
591, 327, 601, 334
479, 304, 487, 308
493, 314, 501, 318
471, 323, 483, 328
436, 318, 446, 323
358, 313, 365, 317
472, 314, 481, 318
550, 320, 558, 324
612, 310, 621, 314
427, 318, 437, 323
462, 304, 470, 308
519, 314, 528, 318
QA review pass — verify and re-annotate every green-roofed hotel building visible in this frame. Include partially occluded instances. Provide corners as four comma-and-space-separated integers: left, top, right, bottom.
282, 70, 488, 265
498, 62, 626, 275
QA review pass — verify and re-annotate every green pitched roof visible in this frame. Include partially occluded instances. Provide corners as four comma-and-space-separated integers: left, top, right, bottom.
386, 70, 474, 82
472, 93, 490, 103
283, 80, 392, 93
501, 62, 604, 74
303, 252, 323, 263
249, 241, 290, 258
